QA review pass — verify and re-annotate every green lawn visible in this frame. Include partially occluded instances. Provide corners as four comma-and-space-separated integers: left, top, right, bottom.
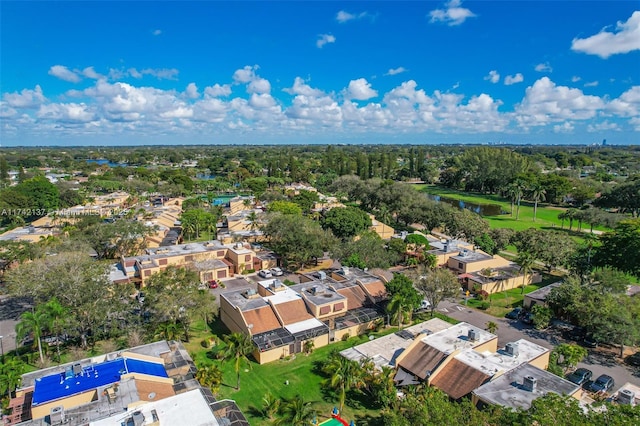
466, 273, 563, 317
416, 185, 608, 234
184, 319, 402, 425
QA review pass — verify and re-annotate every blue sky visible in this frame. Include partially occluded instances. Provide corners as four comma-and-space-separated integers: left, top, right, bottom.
1, 1, 639, 146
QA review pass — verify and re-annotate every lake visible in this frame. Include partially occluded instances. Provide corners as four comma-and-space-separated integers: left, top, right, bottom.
425, 194, 508, 216
86, 159, 127, 167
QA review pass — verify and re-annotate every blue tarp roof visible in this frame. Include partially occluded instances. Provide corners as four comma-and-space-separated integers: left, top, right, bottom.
32, 358, 168, 405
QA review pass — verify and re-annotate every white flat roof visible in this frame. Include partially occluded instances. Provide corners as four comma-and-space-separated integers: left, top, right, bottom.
90, 389, 219, 426
263, 286, 303, 304
285, 317, 326, 334
454, 339, 548, 376
340, 318, 455, 369
423, 322, 496, 355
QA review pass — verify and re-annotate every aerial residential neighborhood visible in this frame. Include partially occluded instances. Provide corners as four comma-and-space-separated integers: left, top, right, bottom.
2, 1, 640, 425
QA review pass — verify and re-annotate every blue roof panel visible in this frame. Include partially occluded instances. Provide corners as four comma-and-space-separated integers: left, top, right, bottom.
32, 358, 168, 406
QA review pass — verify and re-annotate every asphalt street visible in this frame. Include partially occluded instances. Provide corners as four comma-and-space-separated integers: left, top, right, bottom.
438, 299, 640, 390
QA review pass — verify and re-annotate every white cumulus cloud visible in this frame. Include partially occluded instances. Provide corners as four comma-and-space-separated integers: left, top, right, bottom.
484, 70, 500, 84
504, 73, 524, 85
284, 77, 325, 97
535, 62, 553, 72
385, 67, 408, 76
248, 77, 271, 94
571, 11, 640, 58
82, 66, 105, 80
185, 83, 199, 99
317, 34, 336, 48
233, 65, 258, 83
336, 10, 370, 23
48, 65, 81, 83
584, 81, 599, 87
204, 84, 231, 97
346, 78, 378, 100
429, 0, 476, 26
3, 85, 46, 108
571, 76, 582, 83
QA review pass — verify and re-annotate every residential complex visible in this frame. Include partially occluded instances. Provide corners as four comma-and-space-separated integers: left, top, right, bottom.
5, 340, 248, 426
219, 267, 388, 364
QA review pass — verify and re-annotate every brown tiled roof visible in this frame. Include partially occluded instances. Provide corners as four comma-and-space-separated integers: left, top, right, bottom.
429, 359, 492, 400
398, 342, 446, 380
273, 300, 313, 325
337, 286, 367, 309
242, 306, 282, 334
135, 378, 175, 401
361, 281, 387, 300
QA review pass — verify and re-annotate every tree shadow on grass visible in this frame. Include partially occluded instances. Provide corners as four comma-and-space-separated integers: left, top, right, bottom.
354, 413, 385, 426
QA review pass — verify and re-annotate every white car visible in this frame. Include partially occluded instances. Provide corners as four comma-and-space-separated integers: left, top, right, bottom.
258, 269, 273, 279
270, 267, 284, 276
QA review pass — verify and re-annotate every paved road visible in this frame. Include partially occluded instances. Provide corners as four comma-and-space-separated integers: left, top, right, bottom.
438, 299, 640, 390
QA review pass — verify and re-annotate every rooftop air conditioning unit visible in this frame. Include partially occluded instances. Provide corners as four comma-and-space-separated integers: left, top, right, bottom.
505, 342, 519, 357
132, 410, 145, 426
523, 375, 537, 392
317, 271, 327, 280
340, 267, 349, 275
72, 363, 83, 376
618, 389, 635, 405
468, 329, 479, 342
50, 406, 65, 425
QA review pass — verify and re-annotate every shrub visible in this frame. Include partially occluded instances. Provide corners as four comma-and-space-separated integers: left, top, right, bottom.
341, 333, 351, 341
479, 301, 491, 310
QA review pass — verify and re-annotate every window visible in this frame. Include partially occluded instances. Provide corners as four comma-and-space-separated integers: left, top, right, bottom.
458, 262, 463, 270
319, 306, 331, 315
144, 270, 151, 277
159, 259, 167, 266
217, 250, 225, 257
333, 302, 345, 312
217, 270, 227, 279
245, 254, 252, 262
185, 255, 194, 262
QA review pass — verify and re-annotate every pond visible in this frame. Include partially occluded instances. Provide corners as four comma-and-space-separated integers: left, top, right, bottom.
425, 194, 508, 216
86, 159, 127, 167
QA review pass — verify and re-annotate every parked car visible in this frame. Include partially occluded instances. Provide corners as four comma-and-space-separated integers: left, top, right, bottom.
415, 300, 431, 311
583, 333, 598, 348
258, 269, 273, 279
521, 312, 534, 325
566, 368, 593, 386
270, 267, 284, 276
208, 280, 219, 289
587, 374, 614, 393
625, 351, 640, 367
505, 307, 523, 320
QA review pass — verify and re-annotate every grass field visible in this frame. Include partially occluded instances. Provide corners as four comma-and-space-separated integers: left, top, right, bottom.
465, 273, 563, 317
416, 185, 608, 234
184, 319, 401, 425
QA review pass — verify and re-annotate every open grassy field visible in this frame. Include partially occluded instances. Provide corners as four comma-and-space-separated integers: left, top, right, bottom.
184, 319, 397, 425
465, 272, 563, 317
415, 185, 608, 234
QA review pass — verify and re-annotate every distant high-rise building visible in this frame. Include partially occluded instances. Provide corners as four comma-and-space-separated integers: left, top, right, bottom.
602, 139, 607, 146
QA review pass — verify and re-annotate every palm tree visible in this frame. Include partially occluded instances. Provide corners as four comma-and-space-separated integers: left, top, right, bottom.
0, 357, 27, 399
506, 183, 518, 217
513, 180, 525, 220
43, 298, 68, 363
154, 321, 181, 341
529, 184, 546, 222
261, 392, 281, 422
485, 321, 498, 334
386, 294, 406, 329
323, 351, 364, 412
247, 211, 260, 232
220, 332, 254, 390
516, 251, 536, 294
16, 307, 50, 364
195, 364, 223, 394
275, 395, 318, 426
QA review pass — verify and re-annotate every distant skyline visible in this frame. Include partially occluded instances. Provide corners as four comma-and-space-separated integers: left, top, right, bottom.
1, 1, 639, 146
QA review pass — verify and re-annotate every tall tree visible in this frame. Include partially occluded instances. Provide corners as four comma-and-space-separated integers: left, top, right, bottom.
195, 364, 224, 394
529, 183, 546, 222
410, 266, 460, 317
322, 351, 365, 412
16, 307, 51, 364
385, 273, 423, 327
595, 219, 640, 279
516, 251, 536, 294
220, 332, 254, 390
320, 207, 371, 241
275, 395, 318, 426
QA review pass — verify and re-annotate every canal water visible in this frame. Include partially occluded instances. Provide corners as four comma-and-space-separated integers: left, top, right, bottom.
425, 194, 508, 216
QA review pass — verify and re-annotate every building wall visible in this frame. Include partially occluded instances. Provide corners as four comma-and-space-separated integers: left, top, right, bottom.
31, 389, 98, 420
220, 298, 251, 335
466, 273, 541, 295
474, 338, 498, 354
527, 351, 550, 371
447, 256, 511, 274
333, 321, 375, 342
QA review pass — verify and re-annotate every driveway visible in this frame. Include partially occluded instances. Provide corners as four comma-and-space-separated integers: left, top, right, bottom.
438, 299, 640, 389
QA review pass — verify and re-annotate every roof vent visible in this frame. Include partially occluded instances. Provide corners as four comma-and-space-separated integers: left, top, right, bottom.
468, 329, 479, 342
315, 271, 327, 280
132, 410, 145, 426
310, 285, 323, 295
618, 389, 635, 405
50, 406, 65, 425
505, 342, 519, 357
523, 375, 537, 392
